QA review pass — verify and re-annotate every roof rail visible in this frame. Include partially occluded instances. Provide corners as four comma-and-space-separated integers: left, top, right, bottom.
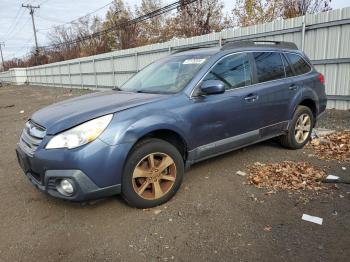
171, 43, 218, 54
221, 40, 298, 51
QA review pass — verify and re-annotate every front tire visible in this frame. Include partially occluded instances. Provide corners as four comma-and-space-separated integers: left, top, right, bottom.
122, 138, 184, 209
280, 106, 314, 149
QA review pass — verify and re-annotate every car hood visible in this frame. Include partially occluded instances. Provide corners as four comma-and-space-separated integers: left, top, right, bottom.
31, 90, 166, 135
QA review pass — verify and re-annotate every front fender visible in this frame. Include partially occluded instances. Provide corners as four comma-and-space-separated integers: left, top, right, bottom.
99, 112, 190, 147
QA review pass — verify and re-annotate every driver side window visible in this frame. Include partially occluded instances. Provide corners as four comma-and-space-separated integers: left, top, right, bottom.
203, 53, 252, 90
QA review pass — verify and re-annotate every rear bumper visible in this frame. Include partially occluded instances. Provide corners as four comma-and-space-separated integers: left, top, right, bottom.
315, 95, 327, 124
319, 98, 327, 115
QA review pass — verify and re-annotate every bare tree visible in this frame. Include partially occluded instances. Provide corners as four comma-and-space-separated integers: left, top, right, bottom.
283, 0, 332, 18
78, 17, 109, 57
232, 0, 281, 27
47, 16, 108, 61
103, 0, 139, 50
135, 0, 169, 45
47, 24, 81, 61
168, 0, 225, 38
232, 0, 332, 27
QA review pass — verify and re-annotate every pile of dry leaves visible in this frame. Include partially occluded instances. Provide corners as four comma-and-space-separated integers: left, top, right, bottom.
309, 131, 350, 162
247, 161, 326, 191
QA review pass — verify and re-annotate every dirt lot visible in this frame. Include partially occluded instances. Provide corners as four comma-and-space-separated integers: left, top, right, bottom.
0, 85, 349, 262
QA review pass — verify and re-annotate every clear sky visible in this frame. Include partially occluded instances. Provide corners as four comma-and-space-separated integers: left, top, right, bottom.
0, 0, 349, 61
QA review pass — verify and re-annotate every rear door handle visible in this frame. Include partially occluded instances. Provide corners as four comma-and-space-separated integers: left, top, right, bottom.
244, 94, 258, 102
289, 84, 298, 91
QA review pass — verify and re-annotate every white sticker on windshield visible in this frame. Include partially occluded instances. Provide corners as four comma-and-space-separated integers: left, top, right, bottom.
183, 58, 206, 65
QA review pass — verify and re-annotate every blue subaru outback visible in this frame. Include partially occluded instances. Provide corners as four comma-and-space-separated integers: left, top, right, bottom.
16, 41, 327, 208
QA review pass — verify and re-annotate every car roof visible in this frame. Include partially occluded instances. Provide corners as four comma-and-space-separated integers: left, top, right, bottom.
172, 41, 301, 57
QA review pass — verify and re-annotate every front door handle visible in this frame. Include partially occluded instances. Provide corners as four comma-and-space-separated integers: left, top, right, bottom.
289, 84, 298, 91
244, 94, 258, 102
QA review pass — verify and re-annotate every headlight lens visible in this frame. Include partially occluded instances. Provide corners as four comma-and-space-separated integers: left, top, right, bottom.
46, 114, 113, 149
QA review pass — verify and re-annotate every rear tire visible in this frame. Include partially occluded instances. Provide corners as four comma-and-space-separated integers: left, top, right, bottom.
122, 138, 184, 209
280, 106, 314, 149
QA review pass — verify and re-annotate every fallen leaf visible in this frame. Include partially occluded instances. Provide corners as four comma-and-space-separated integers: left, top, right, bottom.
308, 131, 350, 162
247, 161, 326, 191
263, 226, 272, 232
153, 209, 162, 215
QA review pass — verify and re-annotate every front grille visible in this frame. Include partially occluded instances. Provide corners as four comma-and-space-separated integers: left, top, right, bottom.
19, 120, 46, 156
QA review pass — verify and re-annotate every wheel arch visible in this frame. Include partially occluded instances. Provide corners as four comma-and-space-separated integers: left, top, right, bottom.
290, 96, 318, 126
128, 128, 189, 162
299, 98, 317, 120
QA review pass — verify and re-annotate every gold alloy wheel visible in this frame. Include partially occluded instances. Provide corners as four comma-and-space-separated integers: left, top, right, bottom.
132, 153, 177, 200
294, 113, 311, 143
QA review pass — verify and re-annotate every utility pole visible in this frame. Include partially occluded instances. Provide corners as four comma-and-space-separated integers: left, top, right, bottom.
22, 3, 40, 55
0, 42, 4, 71
301, 0, 306, 15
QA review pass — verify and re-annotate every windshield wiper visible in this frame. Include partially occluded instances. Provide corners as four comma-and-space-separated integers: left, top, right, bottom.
136, 90, 166, 94
136, 90, 152, 93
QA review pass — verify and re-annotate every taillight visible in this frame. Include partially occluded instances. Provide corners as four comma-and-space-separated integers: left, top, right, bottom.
318, 73, 325, 84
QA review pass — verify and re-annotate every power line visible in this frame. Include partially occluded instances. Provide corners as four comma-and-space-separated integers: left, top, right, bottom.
37, 1, 114, 31
4, 16, 31, 42
3, 1, 113, 61
3, 36, 34, 60
0, 1, 44, 61
35, 14, 67, 24
1, 0, 37, 41
2, 7, 23, 35
6, 0, 198, 61
42, 0, 198, 50
1, 8, 26, 41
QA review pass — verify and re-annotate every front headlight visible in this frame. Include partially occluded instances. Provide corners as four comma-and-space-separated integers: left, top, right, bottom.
46, 114, 113, 149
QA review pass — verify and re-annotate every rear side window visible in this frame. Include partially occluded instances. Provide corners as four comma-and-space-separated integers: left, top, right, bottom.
285, 53, 311, 75
253, 52, 285, 82
203, 53, 252, 90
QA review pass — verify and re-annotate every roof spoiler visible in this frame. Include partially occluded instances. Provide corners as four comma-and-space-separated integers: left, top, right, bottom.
221, 40, 298, 51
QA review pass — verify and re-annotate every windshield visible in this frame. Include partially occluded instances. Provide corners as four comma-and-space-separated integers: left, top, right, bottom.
120, 55, 209, 94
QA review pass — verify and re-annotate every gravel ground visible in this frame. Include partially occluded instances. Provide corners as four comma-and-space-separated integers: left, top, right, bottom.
0, 85, 349, 262
316, 109, 350, 130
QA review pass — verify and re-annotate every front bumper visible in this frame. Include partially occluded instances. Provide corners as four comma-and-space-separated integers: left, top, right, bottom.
15, 140, 128, 201
22, 169, 121, 201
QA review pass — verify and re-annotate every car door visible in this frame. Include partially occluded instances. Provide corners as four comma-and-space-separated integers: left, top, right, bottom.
283, 52, 313, 107
247, 51, 293, 136
188, 52, 266, 161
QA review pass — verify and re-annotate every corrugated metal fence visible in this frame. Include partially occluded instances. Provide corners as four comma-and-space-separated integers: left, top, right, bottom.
1, 7, 350, 109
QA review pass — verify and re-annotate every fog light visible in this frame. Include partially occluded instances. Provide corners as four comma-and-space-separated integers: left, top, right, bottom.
57, 179, 75, 196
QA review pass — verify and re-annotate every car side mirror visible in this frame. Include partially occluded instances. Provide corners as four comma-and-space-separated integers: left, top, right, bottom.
199, 80, 225, 95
